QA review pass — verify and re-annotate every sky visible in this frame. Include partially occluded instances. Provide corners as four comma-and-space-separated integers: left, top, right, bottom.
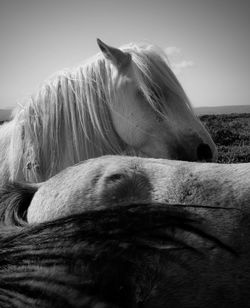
0, 0, 249, 109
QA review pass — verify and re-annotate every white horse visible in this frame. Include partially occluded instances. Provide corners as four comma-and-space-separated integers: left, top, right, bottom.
0, 39, 217, 185
20, 155, 248, 223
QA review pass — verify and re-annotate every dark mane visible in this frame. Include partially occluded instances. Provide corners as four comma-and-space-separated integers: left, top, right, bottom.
0, 203, 235, 308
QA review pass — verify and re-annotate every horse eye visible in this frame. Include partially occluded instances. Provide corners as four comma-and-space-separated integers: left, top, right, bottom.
136, 89, 145, 99
136, 88, 165, 105
150, 88, 162, 101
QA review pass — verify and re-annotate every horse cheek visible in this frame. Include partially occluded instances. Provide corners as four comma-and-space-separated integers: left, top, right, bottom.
112, 114, 146, 149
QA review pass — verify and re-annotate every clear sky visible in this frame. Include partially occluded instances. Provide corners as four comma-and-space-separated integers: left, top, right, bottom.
0, 0, 249, 109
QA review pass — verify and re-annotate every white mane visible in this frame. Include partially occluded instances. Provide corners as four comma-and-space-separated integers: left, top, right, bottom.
6, 42, 194, 182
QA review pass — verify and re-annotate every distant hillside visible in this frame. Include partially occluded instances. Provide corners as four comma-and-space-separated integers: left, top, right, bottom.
0, 109, 12, 122
195, 105, 250, 115
199, 113, 250, 163
0, 105, 250, 122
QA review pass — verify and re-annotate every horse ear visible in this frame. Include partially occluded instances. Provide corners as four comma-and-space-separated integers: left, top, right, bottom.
97, 38, 131, 69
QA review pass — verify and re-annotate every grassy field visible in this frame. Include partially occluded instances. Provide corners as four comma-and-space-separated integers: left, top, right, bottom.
200, 113, 250, 163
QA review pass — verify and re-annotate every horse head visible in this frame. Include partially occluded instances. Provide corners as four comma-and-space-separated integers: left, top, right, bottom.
97, 39, 217, 162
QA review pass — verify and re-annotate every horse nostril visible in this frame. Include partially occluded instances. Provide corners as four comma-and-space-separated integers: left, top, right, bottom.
197, 143, 213, 161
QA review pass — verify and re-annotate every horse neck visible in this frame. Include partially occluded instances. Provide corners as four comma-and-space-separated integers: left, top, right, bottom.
14, 105, 125, 183
7, 60, 127, 183
0, 121, 12, 159
0, 121, 15, 185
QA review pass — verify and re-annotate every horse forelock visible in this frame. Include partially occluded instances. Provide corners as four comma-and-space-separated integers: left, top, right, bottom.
121, 43, 193, 119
